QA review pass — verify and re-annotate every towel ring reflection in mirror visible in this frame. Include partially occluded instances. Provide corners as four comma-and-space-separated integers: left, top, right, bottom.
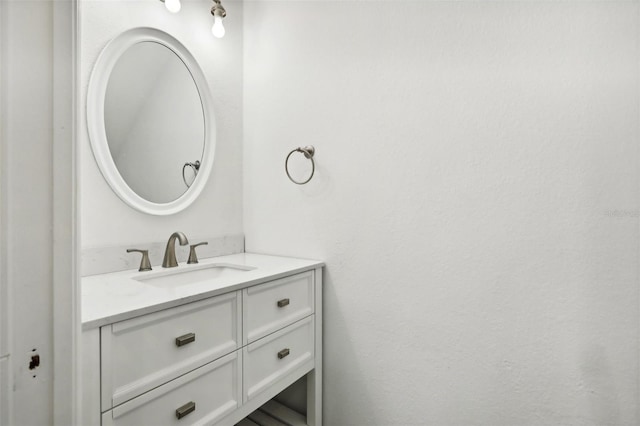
285, 146, 315, 185
182, 160, 200, 188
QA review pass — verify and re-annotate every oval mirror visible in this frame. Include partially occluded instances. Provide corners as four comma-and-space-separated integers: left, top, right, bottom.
87, 27, 216, 215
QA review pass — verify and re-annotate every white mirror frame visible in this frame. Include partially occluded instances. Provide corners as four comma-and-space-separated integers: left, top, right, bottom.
87, 27, 216, 216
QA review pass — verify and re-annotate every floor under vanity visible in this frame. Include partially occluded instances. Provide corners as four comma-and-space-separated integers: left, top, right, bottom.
81, 253, 323, 426
238, 399, 309, 426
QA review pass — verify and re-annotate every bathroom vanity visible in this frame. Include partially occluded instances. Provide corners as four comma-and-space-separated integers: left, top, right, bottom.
81, 253, 323, 426
80, 24, 321, 426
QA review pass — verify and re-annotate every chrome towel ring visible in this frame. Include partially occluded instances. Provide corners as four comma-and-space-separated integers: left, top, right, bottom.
285, 146, 315, 185
182, 160, 200, 188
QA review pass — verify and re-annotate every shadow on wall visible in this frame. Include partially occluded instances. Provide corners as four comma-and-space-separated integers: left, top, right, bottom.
298, 162, 332, 198
582, 345, 620, 425
321, 267, 379, 425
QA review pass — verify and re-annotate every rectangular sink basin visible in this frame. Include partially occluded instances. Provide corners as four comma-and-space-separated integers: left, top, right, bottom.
134, 263, 255, 288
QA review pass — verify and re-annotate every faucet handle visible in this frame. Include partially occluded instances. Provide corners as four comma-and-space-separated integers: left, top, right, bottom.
187, 242, 208, 264
127, 249, 152, 271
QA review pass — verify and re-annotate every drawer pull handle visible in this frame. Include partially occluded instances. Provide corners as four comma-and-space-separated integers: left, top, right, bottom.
175, 401, 196, 419
277, 298, 290, 308
278, 348, 290, 359
175, 333, 196, 347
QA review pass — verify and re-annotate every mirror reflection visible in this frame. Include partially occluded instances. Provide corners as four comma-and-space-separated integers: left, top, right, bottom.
104, 41, 205, 204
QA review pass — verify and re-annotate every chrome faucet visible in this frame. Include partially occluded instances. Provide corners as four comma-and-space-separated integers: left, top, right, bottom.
162, 232, 189, 268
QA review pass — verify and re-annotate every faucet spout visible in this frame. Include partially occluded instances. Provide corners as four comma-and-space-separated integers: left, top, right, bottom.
162, 231, 189, 268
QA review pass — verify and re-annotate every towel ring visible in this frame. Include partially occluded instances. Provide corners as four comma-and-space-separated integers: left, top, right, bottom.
285, 146, 315, 185
182, 160, 201, 188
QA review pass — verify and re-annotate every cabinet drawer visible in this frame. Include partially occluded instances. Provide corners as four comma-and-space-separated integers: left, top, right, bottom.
102, 292, 241, 409
243, 316, 315, 402
102, 351, 241, 426
243, 272, 314, 344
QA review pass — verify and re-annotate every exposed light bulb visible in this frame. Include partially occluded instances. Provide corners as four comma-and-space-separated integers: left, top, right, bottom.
164, 0, 181, 14
212, 15, 225, 38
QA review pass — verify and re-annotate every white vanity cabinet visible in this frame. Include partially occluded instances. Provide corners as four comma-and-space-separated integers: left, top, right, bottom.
82, 258, 323, 426
102, 292, 242, 410
103, 351, 242, 426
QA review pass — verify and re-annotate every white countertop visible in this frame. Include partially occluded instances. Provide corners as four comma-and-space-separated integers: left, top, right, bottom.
82, 252, 324, 330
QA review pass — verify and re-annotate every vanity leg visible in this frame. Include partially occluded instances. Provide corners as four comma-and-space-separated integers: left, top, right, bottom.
307, 267, 323, 426
81, 328, 101, 426
307, 370, 321, 426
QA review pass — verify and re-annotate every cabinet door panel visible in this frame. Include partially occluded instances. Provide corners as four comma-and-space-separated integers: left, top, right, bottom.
244, 316, 314, 402
102, 292, 241, 409
243, 272, 314, 344
102, 351, 241, 426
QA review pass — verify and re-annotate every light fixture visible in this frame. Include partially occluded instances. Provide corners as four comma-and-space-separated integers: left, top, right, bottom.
161, 0, 181, 14
211, 0, 226, 38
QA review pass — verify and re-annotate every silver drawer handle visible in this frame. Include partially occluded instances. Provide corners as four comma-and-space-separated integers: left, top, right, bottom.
175, 401, 196, 419
175, 333, 196, 347
278, 348, 290, 359
277, 298, 290, 308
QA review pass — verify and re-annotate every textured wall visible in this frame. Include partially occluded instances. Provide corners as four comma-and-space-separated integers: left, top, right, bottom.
243, 2, 640, 425
2, 1, 55, 423
80, 0, 244, 248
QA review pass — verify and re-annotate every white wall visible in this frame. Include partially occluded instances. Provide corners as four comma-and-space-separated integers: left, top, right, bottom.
244, 2, 640, 425
81, 0, 244, 248
1, 1, 56, 424
0, 3, 6, 423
